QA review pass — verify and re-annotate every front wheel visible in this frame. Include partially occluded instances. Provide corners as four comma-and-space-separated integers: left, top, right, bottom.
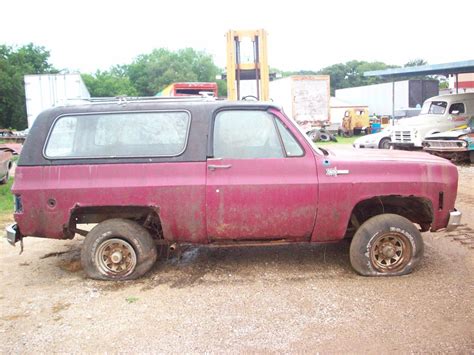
349, 214, 424, 276
81, 218, 158, 280
379, 137, 391, 149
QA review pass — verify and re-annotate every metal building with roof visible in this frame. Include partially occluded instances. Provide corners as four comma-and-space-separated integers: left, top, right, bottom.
365, 60, 474, 94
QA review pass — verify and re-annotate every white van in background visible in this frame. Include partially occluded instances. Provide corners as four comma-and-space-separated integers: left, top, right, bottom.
390, 93, 474, 149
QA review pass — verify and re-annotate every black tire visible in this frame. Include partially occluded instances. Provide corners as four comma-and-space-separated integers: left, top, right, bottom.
349, 214, 424, 276
307, 130, 320, 142
81, 218, 158, 281
379, 137, 391, 149
319, 132, 331, 142
343, 130, 353, 138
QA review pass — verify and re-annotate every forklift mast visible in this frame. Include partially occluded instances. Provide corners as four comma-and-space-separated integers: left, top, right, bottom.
226, 29, 270, 101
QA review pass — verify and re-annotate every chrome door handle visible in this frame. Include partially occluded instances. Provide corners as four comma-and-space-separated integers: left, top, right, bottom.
208, 164, 232, 170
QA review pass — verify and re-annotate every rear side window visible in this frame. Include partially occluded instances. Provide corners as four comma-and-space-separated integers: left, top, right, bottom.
45, 111, 190, 158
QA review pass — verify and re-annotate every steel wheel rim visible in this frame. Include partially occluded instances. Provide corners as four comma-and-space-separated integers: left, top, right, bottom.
370, 232, 412, 273
95, 238, 137, 277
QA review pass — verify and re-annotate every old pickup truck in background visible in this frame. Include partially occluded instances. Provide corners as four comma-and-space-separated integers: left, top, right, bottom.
7, 98, 462, 280
423, 117, 474, 163
390, 93, 474, 149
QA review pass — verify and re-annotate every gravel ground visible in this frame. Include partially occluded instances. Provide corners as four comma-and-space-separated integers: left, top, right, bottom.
0, 165, 473, 353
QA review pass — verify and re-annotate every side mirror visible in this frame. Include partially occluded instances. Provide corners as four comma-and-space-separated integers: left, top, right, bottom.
451, 110, 460, 115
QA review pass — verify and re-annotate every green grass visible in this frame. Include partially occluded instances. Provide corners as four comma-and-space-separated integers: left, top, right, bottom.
0, 177, 14, 213
315, 136, 358, 145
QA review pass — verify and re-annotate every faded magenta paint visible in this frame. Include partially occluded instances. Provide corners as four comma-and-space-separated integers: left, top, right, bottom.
12, 163, 208, 242
313, 148, 458, 241
207, 108, 319, 241
11, 103, 458, 244
206, 157, 318, 241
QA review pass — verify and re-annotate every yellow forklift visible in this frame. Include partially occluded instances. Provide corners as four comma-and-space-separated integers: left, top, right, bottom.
225, 29, 270, 101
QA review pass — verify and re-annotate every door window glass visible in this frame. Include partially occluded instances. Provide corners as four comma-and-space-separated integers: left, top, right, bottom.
449, 103, 465, 114
275, 119, 304, 157
214, 110, 283, 159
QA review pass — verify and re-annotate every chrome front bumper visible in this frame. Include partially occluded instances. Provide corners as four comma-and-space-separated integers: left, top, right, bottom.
447, 210, 462, 232
353, 143, 377, 149
5, 223, 19, 246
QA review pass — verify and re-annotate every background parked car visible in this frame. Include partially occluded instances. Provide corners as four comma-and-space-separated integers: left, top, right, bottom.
353, 128, 391, 149
0, 147, 13, 184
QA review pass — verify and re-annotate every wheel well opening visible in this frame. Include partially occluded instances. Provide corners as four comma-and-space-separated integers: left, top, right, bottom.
348, 196, 434, 235
66, 205, 163, 240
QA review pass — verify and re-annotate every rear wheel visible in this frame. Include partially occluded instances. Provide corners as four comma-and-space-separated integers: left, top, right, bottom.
81, 218, 158, 280
350, 214, 424, 276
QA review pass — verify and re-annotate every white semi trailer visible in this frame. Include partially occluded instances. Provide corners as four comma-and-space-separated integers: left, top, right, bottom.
24, 74, 90, 127
269, 75, 330, 132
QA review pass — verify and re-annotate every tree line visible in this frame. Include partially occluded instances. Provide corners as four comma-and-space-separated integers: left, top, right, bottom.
0, 44, 56, 129
0, 43, 428, 129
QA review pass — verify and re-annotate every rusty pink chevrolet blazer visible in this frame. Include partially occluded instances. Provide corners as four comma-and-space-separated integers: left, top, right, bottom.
7, 98, 462, 280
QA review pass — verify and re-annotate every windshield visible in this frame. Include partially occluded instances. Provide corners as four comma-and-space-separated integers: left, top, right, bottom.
420, 101, 447, 115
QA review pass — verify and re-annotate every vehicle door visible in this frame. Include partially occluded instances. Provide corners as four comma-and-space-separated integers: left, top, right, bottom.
206, 108, 318, 241
448, 102, 469, 129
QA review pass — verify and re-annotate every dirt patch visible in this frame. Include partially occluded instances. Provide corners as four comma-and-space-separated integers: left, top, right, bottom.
1, 313, 29, 321
51, 302, 71, 314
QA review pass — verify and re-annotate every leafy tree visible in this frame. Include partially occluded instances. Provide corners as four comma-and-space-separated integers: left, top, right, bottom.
216, 79, 227, 97
395, 59, 430, 80
0, 44, 56, 129
404, 59, 427, 67
317, 60, 399, 95
82, 68, 138, 97
439, 79, 449, 89
126, 48, 220, 96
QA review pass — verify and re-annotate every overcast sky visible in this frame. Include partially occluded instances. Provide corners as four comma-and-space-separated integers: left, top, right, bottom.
1, 0, 473, 74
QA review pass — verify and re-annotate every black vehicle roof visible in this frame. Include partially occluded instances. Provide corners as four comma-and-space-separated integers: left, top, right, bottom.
42, 98, 280, 115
